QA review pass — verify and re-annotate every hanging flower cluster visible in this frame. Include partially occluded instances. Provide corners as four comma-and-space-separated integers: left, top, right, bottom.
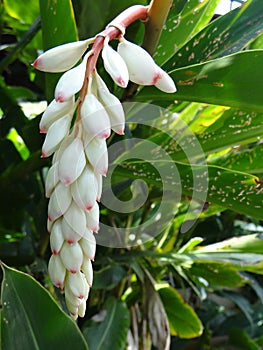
33, 5, 176, 319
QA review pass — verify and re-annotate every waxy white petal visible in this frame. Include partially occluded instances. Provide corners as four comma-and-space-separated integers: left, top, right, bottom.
71, 164, 98, 211
66, 271, 89, 299
117, 39, 161, 85
79, 229, 96, 260
60, 242, 83, 273
81, 94, 111, 139
45, 162, 59, 198
41, 114, 71, 158
85, 202, 100, 232
48, 182, 72, 221
154, 68, 177, 93
33, 40, 90, 73
102, 44, 129, 88
61, 216, 84, 244
55, 52, 90, 102
84, 134, 108, 176
81, 259, 93, 287
50, 219, 64, 255
78, 299, 87, 318
63, 201, 86, 240
58, 137, 86, 186
48, 254, 66, 289
95, 173, 103, 201
39, 97, 74, 133
97, 87, 125, 135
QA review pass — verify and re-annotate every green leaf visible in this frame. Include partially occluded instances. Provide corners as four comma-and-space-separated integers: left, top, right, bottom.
92, 265, 127, 290
0, 263, 89, 350
229, 328, 260, 350
155, 0, 220, 65
39, 0, 78, 101
158, 286, 203, 338
137, 50, 263, 113
190, 261, 248, 287
82, 297, 130, 350
164, 0, 263, 70
4, 0, 39, 25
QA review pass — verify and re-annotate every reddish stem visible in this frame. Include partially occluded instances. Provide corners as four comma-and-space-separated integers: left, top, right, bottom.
77, 5, 149, 120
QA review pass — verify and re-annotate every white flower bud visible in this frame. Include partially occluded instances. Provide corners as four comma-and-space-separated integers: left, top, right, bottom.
81, 94, 111, 139
58, 137, 86, 186
81, 259, 93, 287
55, 52, 90, 102
60, 242, 83, 273
41, 114, 71, 158
32, 40, 90, 73
62, 201, 86, 242
71, 164, 98, 211
80, 229, 96, 260
48, 254, 66, 289
65, 297, 78, 317
50, 219, 64, 255
47, 218, 53, 233
48, 182, 72, 221
65, 286, 82, 308
45, 162, 59, 198
97, 87, 125, 135
101, 43, 129, 88
78, 300, 87, 318
117, 39, 161, 85
95, 173, 102, 201
66, 271, 89, 299
154, 68, 177, 93
39, 97, 75, 133
85, 202, 100, 233
84, 134, 108, 176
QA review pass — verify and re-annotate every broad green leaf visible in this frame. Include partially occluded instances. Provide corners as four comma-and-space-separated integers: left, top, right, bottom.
0, 263, 89, 350
4, 0, 39, 25
92, 265, 127, 290
136, 50, 263, 113
155, 0, 220, 66
82, 297, 130, 350
229, 328, 260, 350
189, 261, 248, 287
210, 144, 263, 175
164, 0, 263, 70
39, 0, 78, 101
158, 286, 203, 338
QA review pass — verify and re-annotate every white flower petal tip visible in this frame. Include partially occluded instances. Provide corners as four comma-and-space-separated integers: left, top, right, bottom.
155, 69, 177, 93
117, 39, 159, 85
32, 40, 90, 73
84, 135, 108, 176
102, 44, 129, 88
58, 137, 86, 186
54, 52, 90, 102
48, 254, 66, 289
60, 242, 83, 273
81, 94, 111, 139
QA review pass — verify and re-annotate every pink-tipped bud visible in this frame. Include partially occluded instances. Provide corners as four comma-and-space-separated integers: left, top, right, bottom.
41, 114, 71, 158
48, 254, 66, 289
58, 137, 86, 186
117, 39, 160, 85
39, 97, 75, 133
95, 173, 102, 201
81, 94, 111, 139
63, 201, 86, 238
97, 86, 125, 135
54, 52, 90, 102
71, 164, 98, 211
48, 182, 72, 222
32, 39, 90, 73
84, 134, 108, 176
81, 259, 93, 287
66, 271, 89, 299
154, 68, 177, 93
78, 299, 87, 318
60, 242, 83, 273
79, 229, 96, 260
101, 43, 129, 88
45, 162, 59, 198
85, 202, 100, 233
50, 219, 64, 255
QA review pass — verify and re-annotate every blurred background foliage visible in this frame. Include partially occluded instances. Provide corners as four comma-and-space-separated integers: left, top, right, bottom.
1, 0, 263, 349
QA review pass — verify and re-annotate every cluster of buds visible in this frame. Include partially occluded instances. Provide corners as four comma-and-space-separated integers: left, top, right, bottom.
33, 4, 176, 319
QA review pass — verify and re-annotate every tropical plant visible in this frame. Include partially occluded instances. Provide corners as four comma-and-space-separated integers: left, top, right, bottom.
1, 0, 263, 349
